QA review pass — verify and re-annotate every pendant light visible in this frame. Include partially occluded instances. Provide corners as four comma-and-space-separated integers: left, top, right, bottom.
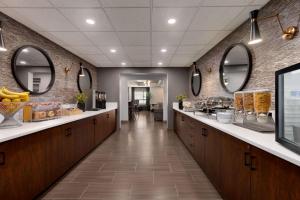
193, 62, 199, 77
79, 63, 85, 77
248, 10, 262, 45
0, 21, 7, 52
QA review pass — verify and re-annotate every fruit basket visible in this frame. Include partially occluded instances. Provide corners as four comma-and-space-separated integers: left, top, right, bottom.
0, 102, 27, 128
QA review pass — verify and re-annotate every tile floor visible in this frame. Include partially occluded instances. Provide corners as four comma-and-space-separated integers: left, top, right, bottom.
41, 111, 221, 200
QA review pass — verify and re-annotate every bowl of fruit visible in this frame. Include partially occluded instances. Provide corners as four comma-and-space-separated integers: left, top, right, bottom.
0, 87, 30, 128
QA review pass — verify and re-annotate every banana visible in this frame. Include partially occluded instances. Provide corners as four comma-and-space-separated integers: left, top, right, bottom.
1, 87, 29, 98
0, 90, 20, 99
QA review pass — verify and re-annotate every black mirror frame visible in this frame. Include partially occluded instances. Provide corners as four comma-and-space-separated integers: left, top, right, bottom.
77, 67, 92, 93
11, 45, 55, 95
219, 43, 252, 93
191, 67, 202, 96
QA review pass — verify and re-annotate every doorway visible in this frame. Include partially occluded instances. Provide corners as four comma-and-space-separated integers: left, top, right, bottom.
119, 73, 168, 128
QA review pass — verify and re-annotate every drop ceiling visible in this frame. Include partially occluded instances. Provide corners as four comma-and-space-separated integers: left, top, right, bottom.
0, 0, 269, 67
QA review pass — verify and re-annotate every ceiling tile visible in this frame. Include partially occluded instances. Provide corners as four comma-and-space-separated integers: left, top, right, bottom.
250, 0, 270, 5
189, 6, 245, 31
105, 8, 150, 31
49, 32, 92, 46
169, 55, 194, 66
100, 0, 150, 7
181, 31, 219, 45
60, 8, 113, 31
153, 0, 203, 7
152, 46, 177, 55
84, 32, 121, 46
99, 46, 124, 55
132, 61, 151, 67
176, 45, 205, 54
11, 8, 77, 31
83, 54, 111, 63
152, 54, 172, 65
68, 45, 103, 55
117, 32, 150, 46
152, 8, 197, 31
0, 0, 52, 7
129, 54, 151, 62
152, 32, 184, 46
49, 0, 101, 8
124, 46, 151, 56
202, 0, 252, 6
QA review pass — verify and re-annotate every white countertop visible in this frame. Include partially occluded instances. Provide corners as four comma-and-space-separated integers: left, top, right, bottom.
0, 102, 118, 144
173, 103, 300, 167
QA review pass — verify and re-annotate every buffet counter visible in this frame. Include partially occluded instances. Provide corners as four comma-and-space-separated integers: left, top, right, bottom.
0, 102, 118, 143
173, 103, 300, 166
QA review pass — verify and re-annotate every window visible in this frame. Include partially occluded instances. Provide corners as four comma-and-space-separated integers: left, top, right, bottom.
134, 87, 147, 105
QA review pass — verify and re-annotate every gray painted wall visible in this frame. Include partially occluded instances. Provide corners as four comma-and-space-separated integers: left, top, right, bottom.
97, 67, 190, 129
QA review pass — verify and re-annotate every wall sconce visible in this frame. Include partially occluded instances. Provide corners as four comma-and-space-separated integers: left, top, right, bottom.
79, 62, 85, 77
0, 21, 7, 52
248, 9, 299, 45
205, 66, 212, 73
64, 67, 71, 74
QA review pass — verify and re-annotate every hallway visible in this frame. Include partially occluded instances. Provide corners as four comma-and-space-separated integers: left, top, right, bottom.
41, 112, 221, 200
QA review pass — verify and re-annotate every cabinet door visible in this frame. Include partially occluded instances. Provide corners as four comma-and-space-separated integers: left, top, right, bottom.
204, 126, 222, 191
221, 134, 251, 200
74, 118, 94, 160
250, 147, 300, 200
95, 114, 106, 145
45, 126, 65, 185
108, 110, 116, 134
195, 122, 205, 167
61, 123, 76, 169
0, 133, 47, 200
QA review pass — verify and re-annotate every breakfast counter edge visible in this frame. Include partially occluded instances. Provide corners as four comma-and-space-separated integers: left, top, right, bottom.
0, 102, 118, 144
173, 103, 300, 167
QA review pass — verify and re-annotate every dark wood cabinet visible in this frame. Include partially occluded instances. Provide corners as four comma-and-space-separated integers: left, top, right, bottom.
203, 126, 222, 192
173, 110, 300, 200
221, 134, 251, 200
250, 146, 300, 200
0, 109, 117, 200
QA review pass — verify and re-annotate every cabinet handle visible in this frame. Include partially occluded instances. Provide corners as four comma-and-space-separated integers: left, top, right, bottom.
244, 152, 251, 167
0, 152, 5, 165
65, 128, 72, 136
250, 156, 256, 171
202, 128, 208, 137
93, 118, 97, 125
106, 114, 110, 118
181, 116, 184, 121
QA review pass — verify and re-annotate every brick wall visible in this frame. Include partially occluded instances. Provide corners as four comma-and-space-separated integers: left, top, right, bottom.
189, 0, 300, 107
0, 12, 97, 103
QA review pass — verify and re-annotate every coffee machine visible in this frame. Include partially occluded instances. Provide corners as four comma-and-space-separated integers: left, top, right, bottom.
92, 90, 106, 110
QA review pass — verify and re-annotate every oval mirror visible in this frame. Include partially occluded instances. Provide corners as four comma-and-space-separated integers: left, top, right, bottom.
77, 68, 92, 93
191, 63, 202, 96
219, 43, 252, 93
12, 45, 55, 95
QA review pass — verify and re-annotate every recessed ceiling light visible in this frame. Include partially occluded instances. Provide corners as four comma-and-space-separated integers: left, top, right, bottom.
110, 49, 117, 53
86, 19, 95, 25
20, 60, 27, 65
168, 18, 176, 25
161, 48, 167, 53
121, 62, 126, 66
224, 60, 229, 64
22, 48, 29, 53
158, 62, 163, 66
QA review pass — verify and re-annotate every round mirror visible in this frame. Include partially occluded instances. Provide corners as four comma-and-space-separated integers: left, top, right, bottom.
77, 68, 92, 93
220, 43, 252, 93
191, 64, 202, 96
12, 45, 55, 95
